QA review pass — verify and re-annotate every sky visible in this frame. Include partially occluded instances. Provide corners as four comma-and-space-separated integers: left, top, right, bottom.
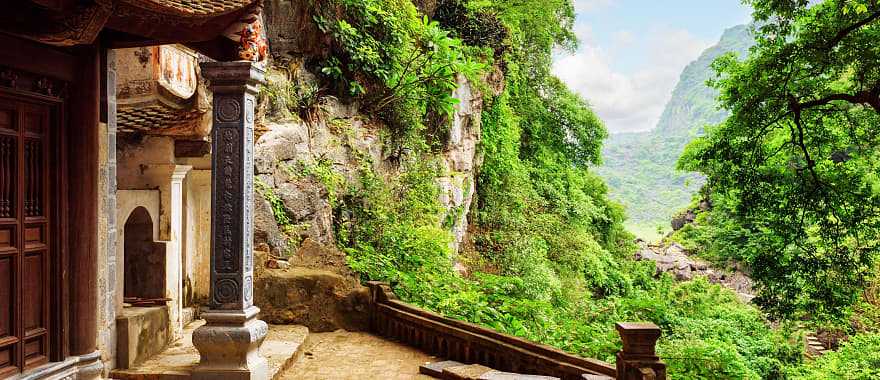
553, 1, 753, 134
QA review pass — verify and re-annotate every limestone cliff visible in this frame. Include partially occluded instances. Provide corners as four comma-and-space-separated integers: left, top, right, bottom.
251, 63, 485, 331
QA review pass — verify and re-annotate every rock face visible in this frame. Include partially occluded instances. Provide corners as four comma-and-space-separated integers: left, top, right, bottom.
252, 65, 485, 330
263, 0, 329, 59
253, 71, 483, 257
438, 75, 484, 251
635, 241, 755, 303
671, 209, 697, 231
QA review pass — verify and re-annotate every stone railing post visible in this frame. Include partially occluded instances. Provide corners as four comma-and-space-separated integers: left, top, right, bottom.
616, 323, 666, 380
192, 61, 268, 380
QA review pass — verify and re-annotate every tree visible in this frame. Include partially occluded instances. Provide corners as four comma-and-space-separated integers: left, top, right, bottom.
679, 0, 880, 320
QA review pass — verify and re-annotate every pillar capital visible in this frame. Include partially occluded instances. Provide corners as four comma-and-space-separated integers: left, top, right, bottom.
615, 322, 666, 380
193, 60, 268, 380
200, 61, 265, 95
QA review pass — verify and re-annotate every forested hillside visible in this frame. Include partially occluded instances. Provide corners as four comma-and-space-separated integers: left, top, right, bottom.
254, 0, 880, 378
597, 25, 752, 239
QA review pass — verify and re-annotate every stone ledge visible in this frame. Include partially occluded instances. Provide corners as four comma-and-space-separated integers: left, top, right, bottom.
111, 320, 309, 380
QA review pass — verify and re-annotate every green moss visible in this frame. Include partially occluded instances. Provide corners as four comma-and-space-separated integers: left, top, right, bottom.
254, 177, 303, 255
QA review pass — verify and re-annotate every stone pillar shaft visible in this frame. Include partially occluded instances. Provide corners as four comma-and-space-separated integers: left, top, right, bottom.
169, 165, 192, 336
207, 63, 259, 311
193, 61, 268, 380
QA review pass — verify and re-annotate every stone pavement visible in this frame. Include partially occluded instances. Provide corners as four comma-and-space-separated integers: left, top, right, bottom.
111, 320, 309, 380
281, 330, 438, 380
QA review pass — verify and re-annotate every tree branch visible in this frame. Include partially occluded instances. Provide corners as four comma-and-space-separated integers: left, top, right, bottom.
826, 8, 880, 49
797, 87, 880, 113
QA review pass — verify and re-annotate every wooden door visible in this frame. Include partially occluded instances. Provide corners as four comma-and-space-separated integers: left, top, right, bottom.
0, 94, 53, 377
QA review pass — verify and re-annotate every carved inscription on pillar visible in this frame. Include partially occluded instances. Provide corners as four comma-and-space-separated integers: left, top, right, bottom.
215, 124, 241, 275
202, 61, 265, 310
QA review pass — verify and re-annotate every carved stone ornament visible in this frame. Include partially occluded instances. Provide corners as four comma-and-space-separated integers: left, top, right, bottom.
214, 278, 240, 304
217, 97, 242, 122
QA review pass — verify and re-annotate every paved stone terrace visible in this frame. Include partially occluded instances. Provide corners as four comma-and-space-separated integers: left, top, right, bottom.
282, 331, 438, 380
111, 320, 309, 380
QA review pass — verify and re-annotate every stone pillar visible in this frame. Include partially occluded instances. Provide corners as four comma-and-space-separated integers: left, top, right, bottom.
615, 323, 666, 380
169, 165, 192, 337
192, 61, 267, 380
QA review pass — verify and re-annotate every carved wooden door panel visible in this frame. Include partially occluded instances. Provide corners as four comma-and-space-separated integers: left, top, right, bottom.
0, 95, 52, 377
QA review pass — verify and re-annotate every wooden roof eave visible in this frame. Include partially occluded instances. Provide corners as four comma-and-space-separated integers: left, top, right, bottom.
3, 0, 258, 61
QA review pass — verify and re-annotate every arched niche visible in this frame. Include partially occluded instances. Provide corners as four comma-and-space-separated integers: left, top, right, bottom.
123, 206, 166, 300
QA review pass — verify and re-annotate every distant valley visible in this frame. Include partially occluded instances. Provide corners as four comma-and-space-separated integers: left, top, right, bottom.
596, 24, 753, 239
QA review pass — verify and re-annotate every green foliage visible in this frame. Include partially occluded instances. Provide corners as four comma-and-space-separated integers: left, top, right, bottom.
260, 67, 327, 122
334, 154, 453, 283
297, 0, 857, 378
297, 159, 346, 208
679, 0, 880, 320
311, 0, 483, 147
787, 333, 880, 379
255, 177, 301, 255
433, 0, 509, 61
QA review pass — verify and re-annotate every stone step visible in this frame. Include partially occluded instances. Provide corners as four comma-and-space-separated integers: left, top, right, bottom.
420, 361, 564, 380
111, 320, 309, 380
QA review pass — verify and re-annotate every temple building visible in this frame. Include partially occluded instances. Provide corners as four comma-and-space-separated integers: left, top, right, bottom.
0, 1, 272, 379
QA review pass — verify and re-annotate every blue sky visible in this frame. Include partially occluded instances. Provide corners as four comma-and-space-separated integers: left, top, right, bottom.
553, 1, 753, 133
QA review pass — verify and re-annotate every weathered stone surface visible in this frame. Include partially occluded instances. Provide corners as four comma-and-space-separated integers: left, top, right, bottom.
275, 180, 333, 243
255, 71, 484, 255
443, 364, 495, 380
421, 361, 465, 377
116, 306, 172, 369
282, 330, 437, 379
478, 371, 560, 380
438, 74, 483, 252
263, 0, 329, 59
255, 266, 369, 332
289, 239, 353, 273
255, 196, 291, 257
111, 320, 308, 380
192, 311, 269, 380
635, 241, 755, 302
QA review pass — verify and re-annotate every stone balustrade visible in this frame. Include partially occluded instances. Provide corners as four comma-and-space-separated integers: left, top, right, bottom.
367, 282, 667, 380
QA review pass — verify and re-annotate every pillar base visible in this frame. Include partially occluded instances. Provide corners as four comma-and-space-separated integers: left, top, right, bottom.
192, 306, 269, 380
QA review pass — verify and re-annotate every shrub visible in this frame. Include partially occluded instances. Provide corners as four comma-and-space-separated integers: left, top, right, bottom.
788, 333, 880, 380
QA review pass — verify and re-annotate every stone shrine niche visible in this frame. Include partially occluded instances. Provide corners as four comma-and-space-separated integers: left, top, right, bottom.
123, 206, 166, 301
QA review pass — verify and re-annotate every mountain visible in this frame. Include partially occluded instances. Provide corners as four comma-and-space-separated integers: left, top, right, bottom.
596, 25, 753, 240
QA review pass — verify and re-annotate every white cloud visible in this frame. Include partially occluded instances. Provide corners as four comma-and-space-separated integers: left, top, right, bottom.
554, 27, 710, 133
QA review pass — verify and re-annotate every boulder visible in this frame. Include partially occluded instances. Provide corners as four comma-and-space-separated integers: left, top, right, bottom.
671, 210, 697, 231
634, 242, 756, 301
255, 266, 369, 332
254, 196, 291, 257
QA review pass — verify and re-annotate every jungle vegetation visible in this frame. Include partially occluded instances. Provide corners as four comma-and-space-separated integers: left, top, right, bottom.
289, 0, 880, 378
